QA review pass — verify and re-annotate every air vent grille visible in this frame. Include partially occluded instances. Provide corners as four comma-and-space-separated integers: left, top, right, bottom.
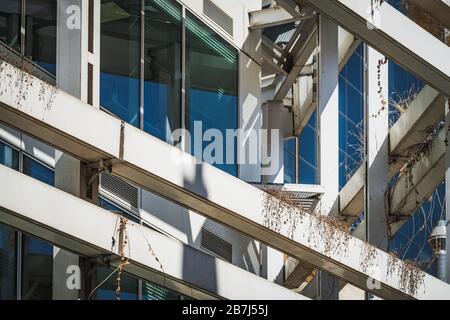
201, 228, 232, 263
203, 0, 233, 37
100, 172, 139, 209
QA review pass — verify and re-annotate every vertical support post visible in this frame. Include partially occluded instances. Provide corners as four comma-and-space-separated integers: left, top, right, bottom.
261, 100, 285, 284
261, 101, 284, 184
53, 0, 100, 300
317, 14, 339, 300
365, 46, 389, 250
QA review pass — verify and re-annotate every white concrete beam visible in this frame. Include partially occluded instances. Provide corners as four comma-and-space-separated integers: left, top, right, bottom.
390, 128, 447, 234
1, 61, 449, 299
340, 86, 446, 219
249, 7, 311, 29
409, 0, 450, 30
390, 87, 446, 176
305, 0, 450, 96
0, 165, 305, 300
366, 46, 389, 250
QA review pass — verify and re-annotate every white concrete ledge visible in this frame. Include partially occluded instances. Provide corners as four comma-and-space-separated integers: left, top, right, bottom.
0, 165, 307, 300
306, 0, 450, 96
1, 60, 449, 299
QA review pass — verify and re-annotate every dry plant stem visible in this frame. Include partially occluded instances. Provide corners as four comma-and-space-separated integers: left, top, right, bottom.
0, 51, 58, 112
116, 217, 129, 301
263, 189, 426, 297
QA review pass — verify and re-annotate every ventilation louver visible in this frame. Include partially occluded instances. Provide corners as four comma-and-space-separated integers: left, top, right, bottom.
203, 0, 233, 37
201, 228, 233, 263
100, 172, 139, 210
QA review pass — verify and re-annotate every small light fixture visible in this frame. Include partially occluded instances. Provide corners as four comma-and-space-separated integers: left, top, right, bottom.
428, 220, 448, 282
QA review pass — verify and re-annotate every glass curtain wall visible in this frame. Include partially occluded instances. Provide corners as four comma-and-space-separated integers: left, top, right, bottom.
0, 0, 21, 51
283, 111, 318, 185
338, 43, 365, 190
185, 11, 238, 176
100, 0, 238, 176
0, 0, 56, 75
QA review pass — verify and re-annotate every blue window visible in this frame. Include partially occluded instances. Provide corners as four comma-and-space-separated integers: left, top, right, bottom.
101, 1, 239, 176
185, 11, 238, 177
389, 182, 445, 276
339, 44, 365, 190
284, 138, 297, 184
100, 0, 141, 128
299, 111, 318, 184
95, 267, 138, 300
0, 1, 57, 75
388, 62, 423, 126
283, 110, 318, 185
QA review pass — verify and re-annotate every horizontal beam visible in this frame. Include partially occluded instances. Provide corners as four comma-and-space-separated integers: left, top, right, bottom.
275, 0, 303, 18
390, 128, 446, 234
339, 165, 365, 219
0, 165, 305, 300
0, 60, 449, 299
351, 126, 446, 239
390, 86, 445, 176
305, 0, 450, 96
409, 0, 450, 30
339, 85, 445, 219
249, 7, 313, 29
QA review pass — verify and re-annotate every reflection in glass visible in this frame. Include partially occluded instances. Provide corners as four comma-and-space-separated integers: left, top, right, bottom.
142, 281, 184, 300
0, 225, 16, 300
21, 234, 53, 300
0, 0, 21, 51
25, 0, 57, 75
95, 267, 138, 300
101, 0, 141, 127
0, 141, 19, 170
186, 12, 238, 176
143, 0, 182, 143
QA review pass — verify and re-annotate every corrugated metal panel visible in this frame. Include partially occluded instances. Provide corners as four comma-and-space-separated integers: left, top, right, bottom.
201, 228, 232, 263
203, 0, 233, 36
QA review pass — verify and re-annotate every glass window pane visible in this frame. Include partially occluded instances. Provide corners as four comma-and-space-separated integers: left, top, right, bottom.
185, 11, 238, 176
22, 155, 54, 186
0, 224, 17, 300
101, 0, 141, 127
142, 281, 184, 300
0, 0, 21, 51
94, 267, 138, 300
25, 0, 57, 75
143, 0, 182, 144
21, 234, 53, 300
284, 138, 296, 184
0, 141, 19, 170
299, 111, 317, 184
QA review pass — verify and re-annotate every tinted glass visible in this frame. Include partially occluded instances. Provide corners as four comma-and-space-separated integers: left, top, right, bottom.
101, 0, 141, 127
143, 0, 182, 143
185, 12, 238, 176
0, 0, 21, 51
25, 0, 57, 75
